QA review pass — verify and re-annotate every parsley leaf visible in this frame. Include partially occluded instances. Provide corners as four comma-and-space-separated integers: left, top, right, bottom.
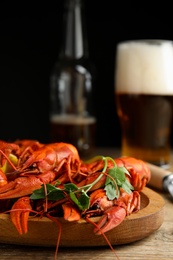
30, 184, 65, 200
104, 166, 134, 200
70, 190, 90, 210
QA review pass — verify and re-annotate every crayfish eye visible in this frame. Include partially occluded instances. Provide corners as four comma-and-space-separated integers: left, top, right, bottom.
30, 163, 37, 169
91, 203, 100, 210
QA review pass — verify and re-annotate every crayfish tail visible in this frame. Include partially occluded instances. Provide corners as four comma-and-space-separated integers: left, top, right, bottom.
10, 196, 32, 234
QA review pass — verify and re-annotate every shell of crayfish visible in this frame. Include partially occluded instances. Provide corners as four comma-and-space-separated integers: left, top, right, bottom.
0, 171, 57, 199
10, 196, 32, 234
14, 139, 44, 152
0, 142, 82, 199
14, 139, 44, 165
114, 157, 151, 192
85, 188, 140, 235
17, 142, 81, 173
62, 202, 81, 221
0, 140, 20, 167
0, 140, 20, 154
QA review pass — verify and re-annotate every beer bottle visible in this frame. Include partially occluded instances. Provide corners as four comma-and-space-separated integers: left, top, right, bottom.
49, 0, 96, 158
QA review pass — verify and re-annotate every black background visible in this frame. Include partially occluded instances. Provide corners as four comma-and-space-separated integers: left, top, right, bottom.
1, 1, 173, 148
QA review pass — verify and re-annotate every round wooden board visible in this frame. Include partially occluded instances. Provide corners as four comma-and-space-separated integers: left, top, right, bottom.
0, 187, 164, 247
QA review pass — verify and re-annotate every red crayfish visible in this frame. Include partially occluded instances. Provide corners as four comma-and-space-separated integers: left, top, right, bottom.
0, 140, 151, 259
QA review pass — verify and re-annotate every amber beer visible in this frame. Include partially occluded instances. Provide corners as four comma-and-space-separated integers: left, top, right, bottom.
50, 115, 96, 157
115, 40, 173, 167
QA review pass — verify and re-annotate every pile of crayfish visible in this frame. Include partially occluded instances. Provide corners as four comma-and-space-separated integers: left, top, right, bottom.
0, 140, 151, 255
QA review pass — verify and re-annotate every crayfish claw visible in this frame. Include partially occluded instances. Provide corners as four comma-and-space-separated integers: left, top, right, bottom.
94, 206, 126, 235
10, 196, 32, 234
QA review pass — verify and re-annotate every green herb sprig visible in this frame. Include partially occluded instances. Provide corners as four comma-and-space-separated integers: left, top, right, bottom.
30, 156, 134, 211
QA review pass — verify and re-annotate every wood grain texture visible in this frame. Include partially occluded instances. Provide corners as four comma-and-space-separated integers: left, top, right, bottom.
0, 187, 164, 248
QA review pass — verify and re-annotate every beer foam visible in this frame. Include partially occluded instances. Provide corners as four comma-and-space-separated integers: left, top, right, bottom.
115, 40, 173, 95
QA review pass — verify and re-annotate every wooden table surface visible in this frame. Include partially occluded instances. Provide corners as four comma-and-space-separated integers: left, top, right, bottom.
0, 148, 173, 260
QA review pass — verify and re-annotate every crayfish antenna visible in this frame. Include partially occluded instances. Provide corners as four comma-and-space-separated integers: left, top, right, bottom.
46, 213, 62, 260
85, 217, 120, 260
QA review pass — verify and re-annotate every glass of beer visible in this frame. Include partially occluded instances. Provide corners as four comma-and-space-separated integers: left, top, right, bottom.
115, 40, 173, 167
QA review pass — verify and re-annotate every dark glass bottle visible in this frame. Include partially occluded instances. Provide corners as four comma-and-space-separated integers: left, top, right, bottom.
49, 0, 96, 158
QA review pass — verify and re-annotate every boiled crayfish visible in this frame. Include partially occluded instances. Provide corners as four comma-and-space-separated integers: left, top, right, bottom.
0, 140, 151, 257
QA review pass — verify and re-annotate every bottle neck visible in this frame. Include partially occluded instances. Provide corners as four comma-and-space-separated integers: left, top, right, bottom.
60, 0, 89, 60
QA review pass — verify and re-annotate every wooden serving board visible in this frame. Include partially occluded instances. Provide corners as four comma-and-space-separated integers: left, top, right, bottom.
0, 187, 164, 247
